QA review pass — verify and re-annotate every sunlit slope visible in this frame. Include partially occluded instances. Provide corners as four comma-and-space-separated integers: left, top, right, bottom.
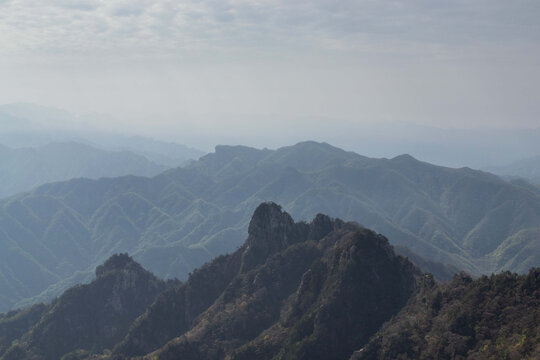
0, 141, 538, 312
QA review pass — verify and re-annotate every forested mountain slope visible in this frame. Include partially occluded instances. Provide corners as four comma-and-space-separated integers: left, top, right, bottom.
2, 204, 537, 360
352, 269, 540, 360
0, 203, 420, 360
0, 141, 538, 312
0, 253, 172, 360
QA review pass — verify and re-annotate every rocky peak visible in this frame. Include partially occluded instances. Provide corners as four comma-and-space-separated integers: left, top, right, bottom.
308, 213, 343, 240
7, 253, 168, 360
247, 203, 296, 244
241, 203, 347, 273
241, 203, 304, 272
391, 153, 417, 162
95, 253, 142, 278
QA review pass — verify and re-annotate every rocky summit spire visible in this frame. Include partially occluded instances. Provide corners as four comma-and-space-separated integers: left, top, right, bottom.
240, 203, 345, 274
241, 202, 303, 272
95, 253, 140, 277
247, 203, 297, 248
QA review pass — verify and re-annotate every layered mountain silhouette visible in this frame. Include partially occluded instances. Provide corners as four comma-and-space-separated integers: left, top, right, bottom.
0, 103, 205, 168
0, 142, 167, 199
2, 204, 538, 360
485, 155, 540, 185
0, 141, 539, 312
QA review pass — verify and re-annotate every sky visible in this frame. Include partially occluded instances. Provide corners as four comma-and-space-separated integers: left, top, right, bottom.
0, 0, 539, 149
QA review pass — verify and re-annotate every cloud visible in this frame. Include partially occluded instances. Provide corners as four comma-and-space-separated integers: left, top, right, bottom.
52, 0, 100, 11
0, 0, 538, 58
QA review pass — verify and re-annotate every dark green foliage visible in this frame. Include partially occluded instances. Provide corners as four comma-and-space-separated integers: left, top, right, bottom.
1, 141, 539, 313
112, 249, 246, 357
229, 230, 419, 360
353, 269, 540, 360
113, 203, 344, 358
0, 254, 168, 360
111, 203, 419, 360
2, 204, 537, 360
0, 304, 49, 356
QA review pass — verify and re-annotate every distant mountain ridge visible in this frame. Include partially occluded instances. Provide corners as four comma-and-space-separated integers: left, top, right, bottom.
0, 141, 167, 199
0, 102, 205, 168
0, 141, 538, 312
485, 155, 540, 185
2, 102, 540, 169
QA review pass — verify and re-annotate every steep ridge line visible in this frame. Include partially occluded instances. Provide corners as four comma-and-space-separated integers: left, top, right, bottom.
0, 202, 421, 360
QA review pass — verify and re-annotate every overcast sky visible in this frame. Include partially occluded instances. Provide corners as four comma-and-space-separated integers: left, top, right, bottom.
0, 0, 539, 147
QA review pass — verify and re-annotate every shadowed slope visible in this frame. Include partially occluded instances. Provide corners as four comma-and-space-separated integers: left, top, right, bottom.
0, 254, 170, 360
109, 203, 419, 360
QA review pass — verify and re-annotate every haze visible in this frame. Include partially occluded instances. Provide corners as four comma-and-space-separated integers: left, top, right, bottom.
0, 0, 539, 162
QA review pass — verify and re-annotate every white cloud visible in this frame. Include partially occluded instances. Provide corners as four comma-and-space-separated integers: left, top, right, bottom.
1, 0, 538, 57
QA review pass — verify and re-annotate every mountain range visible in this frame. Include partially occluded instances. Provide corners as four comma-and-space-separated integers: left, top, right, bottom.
2, 102, 540, 170
0, 142, 168, 199
0, 102, 205, 170
0, 141, 538, 312
485, 155, 540, 185
0, 204, 537, 360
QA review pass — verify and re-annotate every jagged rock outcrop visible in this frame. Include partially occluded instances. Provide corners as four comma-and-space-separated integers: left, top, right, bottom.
0, 254, 169, 360
0, 203, 423, 360
240, 203, 343, 272
2, 202, 538, 360
227, 225, 418, 360
110, 203, 419, 360
113, 203, 346, 358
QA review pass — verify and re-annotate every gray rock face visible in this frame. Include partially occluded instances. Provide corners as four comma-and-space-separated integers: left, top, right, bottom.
241, 202, 344, 273
242, 202, 301, 272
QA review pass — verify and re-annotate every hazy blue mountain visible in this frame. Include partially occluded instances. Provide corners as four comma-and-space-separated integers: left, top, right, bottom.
3, 103, 539, 170
347, 122, 540, 169
82, 134, 205, 168
485, 155, 540, 185
0, 141, 538, 312
0, 103, 74, 127
0, 103, 205, 168
0, 142, 168, 199
0, 110, 34, 132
